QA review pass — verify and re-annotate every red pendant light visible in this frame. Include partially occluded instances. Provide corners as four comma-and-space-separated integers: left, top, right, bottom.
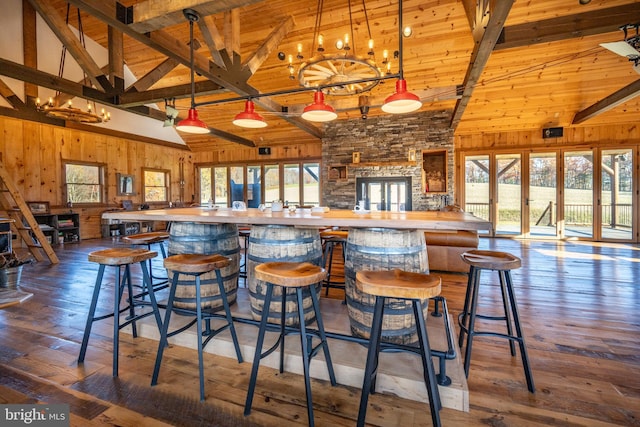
381, 79, 422, 114
233, 100, 267, 128
176, 107, 210, 134
175, 9, 210, 134
382, 0, 422, 115
301, 91, 338, 122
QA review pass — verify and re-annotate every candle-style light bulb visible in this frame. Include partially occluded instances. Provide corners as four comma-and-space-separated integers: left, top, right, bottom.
36, 97, 41, 106
48, 97, 53, 106
383, 49, 389, 62
87, 103, 92, 112
368, 39, 374, 56
67, 100, 72, 107
297, 43, 303, 59
336, 38, 344, 50
317, 34, 324, 52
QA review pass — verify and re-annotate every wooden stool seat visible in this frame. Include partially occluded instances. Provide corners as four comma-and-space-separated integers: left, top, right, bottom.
88, 247, 157, 265
460, 249, 521, 270
254, 262, 326, 288
355, 268, 442, 427
320, 230, 348, 240
356, 269, 441, 300
164, 253, 231, 274
122, 231, 169, 245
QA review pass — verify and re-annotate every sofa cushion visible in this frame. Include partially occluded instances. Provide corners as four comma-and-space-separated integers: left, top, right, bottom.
424, 230, 478, 248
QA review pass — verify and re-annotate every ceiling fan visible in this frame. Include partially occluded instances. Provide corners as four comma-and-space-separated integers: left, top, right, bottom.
600, 23, 640, 73
163, 99, 179, 127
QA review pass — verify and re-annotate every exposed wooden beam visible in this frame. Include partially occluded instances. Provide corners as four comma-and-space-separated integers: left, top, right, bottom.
119, 80, 226, 108
495, 4, 640, 51
0, 105, 63, 126
22, 0, 38, 105
450, 1, 514, 129
0, 58, 112, 104
461, 0, 491, 38
129, 0, 264, 33
68, 0, 323, 139
197, 15, 226, 69
223, 10, 240, 65
126, 39, 200, 93
26, 0, 113, 93
0, 79, 26, 110
244, 16, 294, 75
572, 79, 640, 124
108, 25, 125, 93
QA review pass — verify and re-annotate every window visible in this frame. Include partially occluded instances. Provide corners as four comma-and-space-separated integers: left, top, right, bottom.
143, 168, 169, 203
196, 161, 320, 208
64, 161, 105, 204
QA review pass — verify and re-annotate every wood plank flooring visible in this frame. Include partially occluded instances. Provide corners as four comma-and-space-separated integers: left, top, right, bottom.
0, 237, 638, 426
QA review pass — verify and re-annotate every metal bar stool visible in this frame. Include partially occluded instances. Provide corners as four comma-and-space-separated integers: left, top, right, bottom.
355, 269, 442, 427
151, 253, 243, 401
320, 229, 348, 297
244, 261, 336, 427
458, 249, 535, 393
238, 226, 251, 283
122, 231, 170, 292
78, 248, 163, 377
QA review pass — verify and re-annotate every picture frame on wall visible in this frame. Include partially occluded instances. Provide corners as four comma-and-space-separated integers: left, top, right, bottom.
422, 150, 447, 193
116, 173, 135, 196
27, 201, 50, 214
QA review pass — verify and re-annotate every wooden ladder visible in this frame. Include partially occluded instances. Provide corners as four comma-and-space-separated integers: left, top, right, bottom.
0, 162, 59, 264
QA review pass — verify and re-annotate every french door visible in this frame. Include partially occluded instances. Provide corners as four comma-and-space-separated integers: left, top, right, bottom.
462, 147, 637, 242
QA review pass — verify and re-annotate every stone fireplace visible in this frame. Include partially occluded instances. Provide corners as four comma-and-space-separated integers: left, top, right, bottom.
321, 110, 454, 211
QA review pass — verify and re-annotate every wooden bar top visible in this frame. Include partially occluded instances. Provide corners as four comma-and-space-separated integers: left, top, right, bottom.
102, 207, 492, 231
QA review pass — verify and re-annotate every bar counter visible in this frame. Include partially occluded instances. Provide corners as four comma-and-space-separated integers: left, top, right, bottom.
101, 206, 492, 231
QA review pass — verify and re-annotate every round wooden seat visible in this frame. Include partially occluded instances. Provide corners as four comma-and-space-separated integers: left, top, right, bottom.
238, 227, 251, 236
164, 253, 231, 274
88, 248, 157, 265
254, 262, 326, 288
122, 231, 169, 245
356, 269, 442, 300
320, 230, 348, 240
461, 250, 521, 271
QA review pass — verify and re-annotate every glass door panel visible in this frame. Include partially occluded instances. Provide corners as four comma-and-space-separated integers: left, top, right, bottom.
302, 163, 320, 206
213, 167, 228, 207
563, 151, 594, 238
199, 167, 212, 204
247, 165, 262, 208
230, 166, 245, 204
496, 154, 522, 235
464, 155, 490, 235
264, 164, 280, 206
601, 149, 633, 240
529, 153, 558, 237
283, 164, 300, 206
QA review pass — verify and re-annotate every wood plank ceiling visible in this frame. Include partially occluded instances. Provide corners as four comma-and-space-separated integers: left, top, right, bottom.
1, 0, 640, 152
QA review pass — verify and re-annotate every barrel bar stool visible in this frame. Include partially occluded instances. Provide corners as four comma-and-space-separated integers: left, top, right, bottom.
458, 250, 535, 393
355, 269, 442, 427
319, 229, 348, 297
244, 262, 336, 427
152, 253, 243, 401
122, 231, 170, 292
78, 247, 163, 377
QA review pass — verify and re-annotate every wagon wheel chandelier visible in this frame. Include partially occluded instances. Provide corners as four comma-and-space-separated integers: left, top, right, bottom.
35, 3, 110, 124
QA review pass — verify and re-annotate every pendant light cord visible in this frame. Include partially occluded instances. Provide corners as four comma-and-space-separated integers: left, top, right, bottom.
188, 17, 196, 109
398, 0, 404, 80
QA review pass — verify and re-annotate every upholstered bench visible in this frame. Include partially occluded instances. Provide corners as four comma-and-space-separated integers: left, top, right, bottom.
424, 230, 479, 273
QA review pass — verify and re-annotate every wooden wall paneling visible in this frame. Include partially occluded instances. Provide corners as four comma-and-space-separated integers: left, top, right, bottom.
3, 118, 24, 194
39, 125, 59, 204
22, 121, 40, 201
107, 138, 129, 204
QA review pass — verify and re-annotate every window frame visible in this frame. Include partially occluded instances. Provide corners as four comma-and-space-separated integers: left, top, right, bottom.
142, 167, 170, 205
62, 160, 106, 206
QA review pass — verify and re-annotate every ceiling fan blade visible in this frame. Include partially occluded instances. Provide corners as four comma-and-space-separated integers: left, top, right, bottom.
600, 41, 640, 58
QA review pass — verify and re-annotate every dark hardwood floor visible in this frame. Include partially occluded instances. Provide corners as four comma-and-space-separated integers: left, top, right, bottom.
0, 237, 638, 426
